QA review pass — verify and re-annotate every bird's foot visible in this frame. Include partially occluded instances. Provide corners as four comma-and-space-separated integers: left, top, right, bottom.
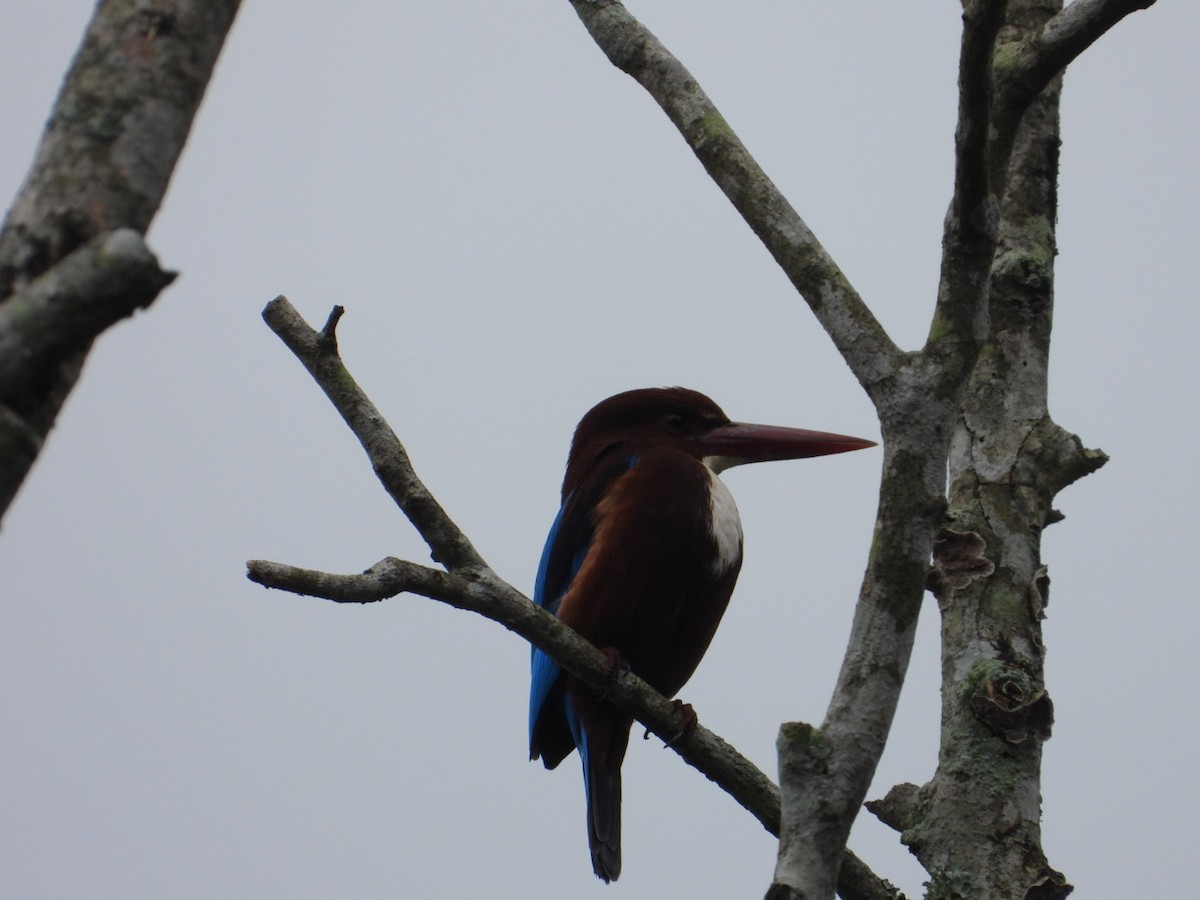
596, 646, 630, 699
667, 700, 698, 744
645, 700, 698, 746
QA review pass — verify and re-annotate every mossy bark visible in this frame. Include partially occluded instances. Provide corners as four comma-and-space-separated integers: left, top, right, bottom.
880, 5, 1105, 897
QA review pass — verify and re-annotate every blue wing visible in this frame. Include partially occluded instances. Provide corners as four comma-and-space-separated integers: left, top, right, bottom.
528, 456, 637, 767
530, 494, 585, 763
528, 498, 572, 745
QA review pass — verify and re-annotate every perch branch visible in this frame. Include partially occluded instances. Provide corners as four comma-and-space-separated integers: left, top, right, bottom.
246, 553, 784, 833
253, 298, 778, 824
252, 297, 897, 900
247, 555, 898, 900
567, 0, 901, 398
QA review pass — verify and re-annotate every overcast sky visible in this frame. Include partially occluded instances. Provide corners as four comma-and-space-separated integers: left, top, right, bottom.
2, 3, 1197, 898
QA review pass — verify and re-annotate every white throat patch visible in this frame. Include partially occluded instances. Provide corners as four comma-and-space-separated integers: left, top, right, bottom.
704, 466, 743, 573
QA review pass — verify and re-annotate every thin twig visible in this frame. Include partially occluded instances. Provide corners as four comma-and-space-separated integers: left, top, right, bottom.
261, 296, 485, 572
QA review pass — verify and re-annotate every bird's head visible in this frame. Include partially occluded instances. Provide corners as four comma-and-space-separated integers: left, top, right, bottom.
563, 387, 875, 491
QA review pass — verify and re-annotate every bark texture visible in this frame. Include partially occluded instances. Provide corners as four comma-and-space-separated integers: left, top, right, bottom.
0, 0, 241, 523
0, 229, 175, 396
866, 6, 1106, 898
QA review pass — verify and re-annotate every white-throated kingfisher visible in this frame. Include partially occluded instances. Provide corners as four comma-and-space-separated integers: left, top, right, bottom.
527, 387, 875, 882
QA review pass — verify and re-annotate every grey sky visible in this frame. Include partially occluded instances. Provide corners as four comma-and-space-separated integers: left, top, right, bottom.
2, 3, 1196, 897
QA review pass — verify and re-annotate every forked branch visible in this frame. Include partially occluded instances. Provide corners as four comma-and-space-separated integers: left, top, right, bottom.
252, 297, 780, 821
562, 2, 1155, 898
248, 297, 899, 900
996, 0, 1159, 117
261, 297, 484, 573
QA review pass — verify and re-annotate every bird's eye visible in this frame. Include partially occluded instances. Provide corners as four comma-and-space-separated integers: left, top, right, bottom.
662, 413, 689, 434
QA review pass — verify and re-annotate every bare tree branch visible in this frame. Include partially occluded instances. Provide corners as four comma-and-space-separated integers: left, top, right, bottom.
0, 0, 241, 525
253, 298, 784, 824
249, 1, 1157, 895
247, 551, 788, 833
247, 557, 449, 604
245, 558, 899, 900
956, 1, 1008, 235
261, 296, 486, 572
926, 0, 1007, 365
773, 435, 946, 899
250, 296, 900, 900
566, 0, 902, 399
0, 230, 174, 397
996, 0, 1158, 117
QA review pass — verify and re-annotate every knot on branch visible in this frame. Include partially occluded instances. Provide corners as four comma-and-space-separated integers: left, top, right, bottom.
1021, 418, 1109, 496
318, 305, 344, 349
865, 781, 924, 835
964, 659, 1053, 744
1023, 865, 1074, 900
776, 721, 830, 776
1028, 564, 1050, 621
927, 527, 995, 603
0, 228, 175, 398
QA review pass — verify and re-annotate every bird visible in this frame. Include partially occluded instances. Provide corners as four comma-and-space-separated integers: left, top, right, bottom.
527, 387, 875, 882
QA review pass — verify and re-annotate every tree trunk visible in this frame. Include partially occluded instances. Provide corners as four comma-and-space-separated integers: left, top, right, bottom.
868, 5, 1107, 897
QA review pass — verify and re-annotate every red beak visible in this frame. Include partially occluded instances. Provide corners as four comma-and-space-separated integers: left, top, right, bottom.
699, 422, 876, 471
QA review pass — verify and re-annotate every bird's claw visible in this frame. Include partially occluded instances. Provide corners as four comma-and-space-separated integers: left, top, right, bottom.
644, 699, 698, 746
667, 700, 698, 744
596, 646, 630, 699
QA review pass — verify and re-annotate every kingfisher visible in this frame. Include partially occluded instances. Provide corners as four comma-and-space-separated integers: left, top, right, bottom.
527, 387, 875, 882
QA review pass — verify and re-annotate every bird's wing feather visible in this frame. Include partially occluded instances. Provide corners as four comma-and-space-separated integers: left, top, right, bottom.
528, 456, 636, 763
